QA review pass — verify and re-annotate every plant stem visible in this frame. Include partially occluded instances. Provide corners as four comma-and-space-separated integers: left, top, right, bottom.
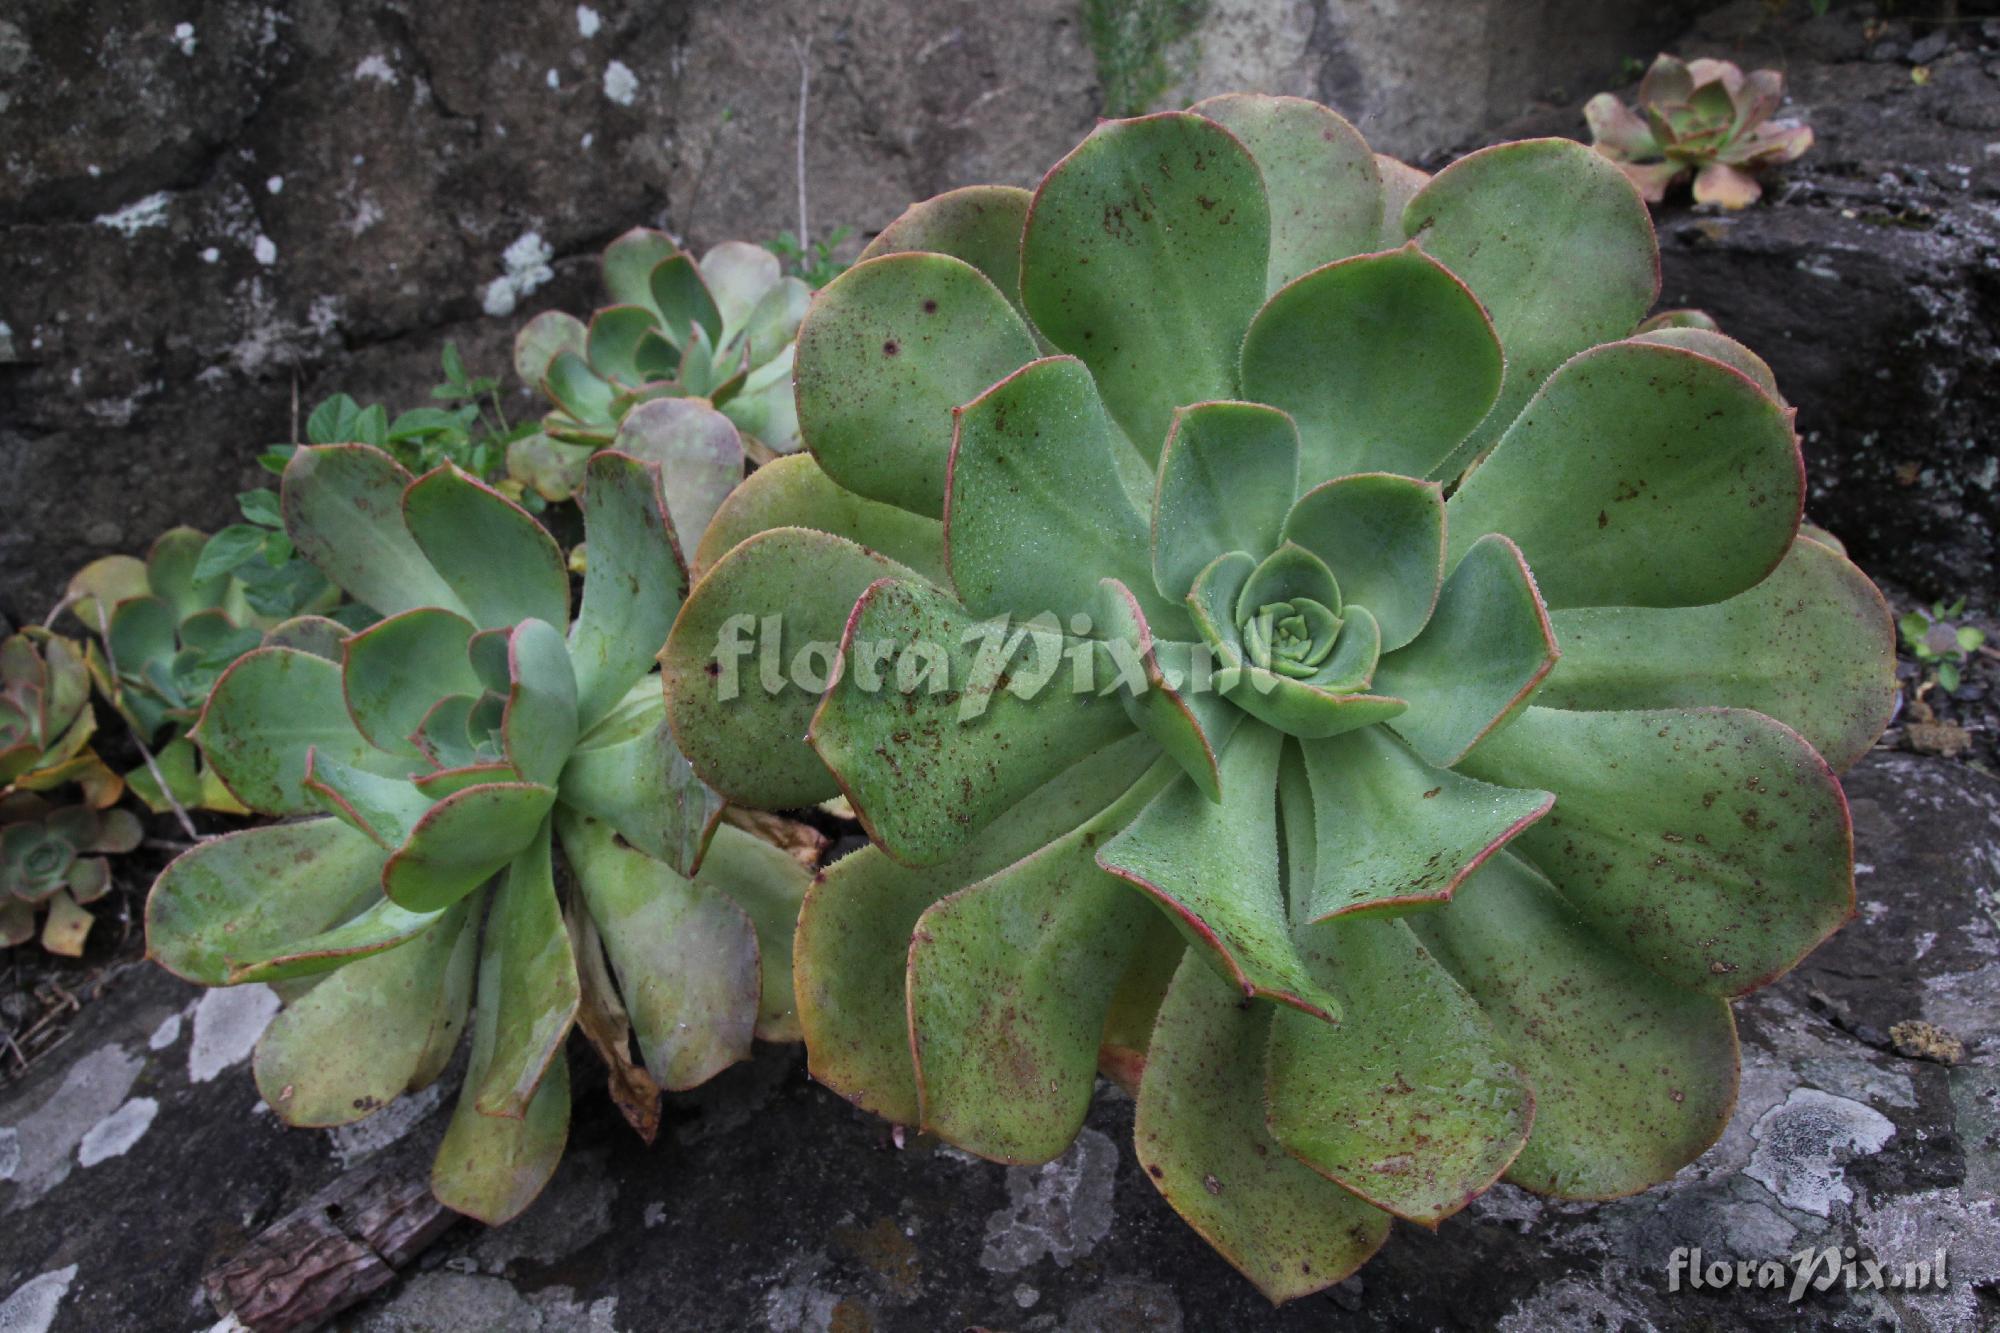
90, 604, 204, 843
792, 34, 812, 262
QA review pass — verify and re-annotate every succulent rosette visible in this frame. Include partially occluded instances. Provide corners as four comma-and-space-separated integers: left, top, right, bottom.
1586, 54, 1813, 209
512, 233, 810, 499
1, 627, 121, 808
0, 794, 143, 954
64, 528, 283, 814
147, 420, 808, 1223
661, 95, 1896, 1297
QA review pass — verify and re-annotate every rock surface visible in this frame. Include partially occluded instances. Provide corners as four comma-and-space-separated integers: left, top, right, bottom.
0, 0, 1718, 623
1482, 3, 2000, 602
2, 749, 1995, 1331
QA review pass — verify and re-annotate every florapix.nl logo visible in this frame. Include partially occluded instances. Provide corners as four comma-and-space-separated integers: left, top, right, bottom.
1667, 1245, 1950, 1304
704, 609, 1271, 719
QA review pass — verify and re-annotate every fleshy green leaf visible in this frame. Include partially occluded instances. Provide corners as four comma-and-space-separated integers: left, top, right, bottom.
198, 648, 411, 814
1293, 724, 1551, 922
302, 750, 436, 850
146, 526, 228, 621
1151, 401, 1300, 604
1021, 112, 1270, 461
585, 305, 659, 386
1537, 536, 1893, 772
795, 252, 1039, 518
947, 356, 1182, 633
513, 311, 589, 388
1629, 327, 1783, 401
1281, 473, 1444, 652
472, 821, 579, 1117
542, 352, 619, 428
561, 811, 758, 1090
1135, 953, 1392, 1303
907, 758, 1175, 1162
1457, 707, 1853, 996
65, 554, 150, 631
341, 608, 480, 758
694, 453, 947, 586
809, 576, 1135, 866
496, 619, 578, 788
1097, 723, 1336, 1019
1236, 542, 1341, 626
561, 686, 722, 877
694, 822, 813, 1041
402, 465, 570, 631
602, 227, 681, 313
568, 450, 687, 730
795, 735, 1159, 1123
281, 445, 468, 619
1374, 155, 1430, 249
432, 981, 569, 1225
1377, 534, 1557, 767
253, 896, 474, 1126
1185, 549, 1253, 661
260, 615, 347, 661
381, 780, 558, 912
1445, 340, 1802, 610
857, 185, 1035, 325
227, 890, 445, 985
1095, 579, 1240, 802
146, 818, 390, 985
739, 276, 810, 371
1410, 854, 1738, 1199
609, 399, 742, 553
1404, 138, 1660, 480
648, 251, 724, 346
700, 241, 783, 339
663, 527, 923, 808
1240, 246, 1503, 484
1221, 643, 1405, 744
1267, 916, 1531, 1223
1190, 94, 1384, 292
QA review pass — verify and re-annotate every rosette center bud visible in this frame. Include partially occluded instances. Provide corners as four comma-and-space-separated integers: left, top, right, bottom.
1233, 542, 1344, 680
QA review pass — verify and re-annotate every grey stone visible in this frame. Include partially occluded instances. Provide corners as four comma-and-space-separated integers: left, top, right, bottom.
3, 0, 1723, 622
1, 751, 1994, 1331
1484, 4, 2000, 600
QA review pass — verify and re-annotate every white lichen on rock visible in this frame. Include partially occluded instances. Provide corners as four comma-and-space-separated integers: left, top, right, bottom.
353, 53, 398, 85
979, 1127, 1117, 1273
0, 1265, 78, 1333
1744, 1087, 1895, 1217
1, 1044, 141, 1204
603, 59, 638, 106
481, 231, 555, 317
94, 192, 172, 236
188, 985, 279, 1084
327, 1081, 445, 1169
147, 1011, 183, 1051
77, 1097, 159, 1167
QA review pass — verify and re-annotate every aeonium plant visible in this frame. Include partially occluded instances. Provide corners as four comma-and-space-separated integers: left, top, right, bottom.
1586, 54, 1813, 209
660, 97, 1896, 1297
147, 404, 808, 1224
512, 233, 811, 501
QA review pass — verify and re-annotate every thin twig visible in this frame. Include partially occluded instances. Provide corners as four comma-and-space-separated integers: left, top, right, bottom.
92, 603, 204, 843
791, 34, 813, 255
40, 589, 78, 633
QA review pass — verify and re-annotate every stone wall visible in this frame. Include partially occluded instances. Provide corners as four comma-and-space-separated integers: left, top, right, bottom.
0, 0, 1717, 622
